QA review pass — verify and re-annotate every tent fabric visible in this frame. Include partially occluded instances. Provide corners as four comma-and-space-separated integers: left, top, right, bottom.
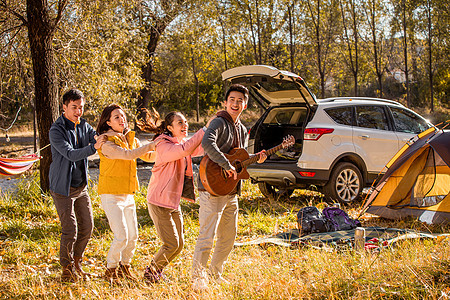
0, 154, 40, 176
363, 128, 450, 225
429, 132, 450, 167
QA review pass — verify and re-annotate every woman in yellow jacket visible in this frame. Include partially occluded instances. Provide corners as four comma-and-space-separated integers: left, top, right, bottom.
96, 104, 155, 282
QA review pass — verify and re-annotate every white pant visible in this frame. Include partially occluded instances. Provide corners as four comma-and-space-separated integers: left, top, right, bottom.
101, 194, 138, 268
192, 191, 238, 279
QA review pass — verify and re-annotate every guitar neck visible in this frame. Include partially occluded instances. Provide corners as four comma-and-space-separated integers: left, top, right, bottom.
242, 143, 284, 168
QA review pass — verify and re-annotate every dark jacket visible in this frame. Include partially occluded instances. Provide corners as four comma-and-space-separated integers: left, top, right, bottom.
49, 115, 97, 196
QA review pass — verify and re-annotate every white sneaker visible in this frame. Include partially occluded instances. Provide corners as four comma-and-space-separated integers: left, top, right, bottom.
192, 277, 208, 291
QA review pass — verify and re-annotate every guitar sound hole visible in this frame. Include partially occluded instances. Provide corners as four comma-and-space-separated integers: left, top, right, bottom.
234, 161, 242, 173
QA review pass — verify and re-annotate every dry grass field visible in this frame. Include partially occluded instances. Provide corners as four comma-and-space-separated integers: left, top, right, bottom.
0, 175, 449, 299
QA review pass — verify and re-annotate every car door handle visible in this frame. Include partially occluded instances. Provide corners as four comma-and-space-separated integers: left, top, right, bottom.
359, 135, 369, 140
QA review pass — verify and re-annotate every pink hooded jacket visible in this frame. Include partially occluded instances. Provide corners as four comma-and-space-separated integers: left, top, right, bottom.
147, 129, 204, 209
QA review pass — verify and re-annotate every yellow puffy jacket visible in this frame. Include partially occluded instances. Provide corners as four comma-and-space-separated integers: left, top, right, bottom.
98, 130, 154, 195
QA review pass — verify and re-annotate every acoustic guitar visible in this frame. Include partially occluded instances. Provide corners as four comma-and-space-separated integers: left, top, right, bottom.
199, 135, 295, 196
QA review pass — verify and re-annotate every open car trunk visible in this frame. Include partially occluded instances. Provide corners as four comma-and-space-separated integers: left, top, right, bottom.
249, 105, 308, 161
221, 65, 317, 162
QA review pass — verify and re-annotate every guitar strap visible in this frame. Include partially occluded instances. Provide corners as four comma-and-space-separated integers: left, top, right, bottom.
233, 122, 243, 148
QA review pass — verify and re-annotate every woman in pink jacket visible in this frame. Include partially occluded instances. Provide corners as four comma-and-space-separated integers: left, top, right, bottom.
138, 111, 206, 283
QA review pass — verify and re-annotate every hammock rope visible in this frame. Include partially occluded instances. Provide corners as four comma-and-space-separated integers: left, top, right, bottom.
0, 107, 22, 142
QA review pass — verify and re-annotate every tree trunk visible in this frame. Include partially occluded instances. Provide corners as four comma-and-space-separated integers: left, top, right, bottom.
256, 0, 262, 64
33, 101, 37, 153
426, 0, 434, 112
352, 0, 358, 96
320, 70, 326, 98
218, 15, 228, 70
26, 0, 60, 192
246, 4, 258, 64
339, 0, 359, 96
401, 0, 410, 107
316, 0, 325, 98
191, 48, 200, 122
288, 4, 295, 72
137, 23, 167, 111
368, 0, 384, 97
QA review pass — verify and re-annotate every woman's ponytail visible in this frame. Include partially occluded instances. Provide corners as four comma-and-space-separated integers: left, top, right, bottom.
136, 109, 181, 140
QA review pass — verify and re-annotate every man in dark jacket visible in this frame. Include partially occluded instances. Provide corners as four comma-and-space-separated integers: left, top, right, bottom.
49, 89, 105, 282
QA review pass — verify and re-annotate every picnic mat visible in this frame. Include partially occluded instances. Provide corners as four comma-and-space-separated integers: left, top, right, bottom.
234, 226, 450, 249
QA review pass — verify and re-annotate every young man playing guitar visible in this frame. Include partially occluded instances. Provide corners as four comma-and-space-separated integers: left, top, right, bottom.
191, 84, 267, 290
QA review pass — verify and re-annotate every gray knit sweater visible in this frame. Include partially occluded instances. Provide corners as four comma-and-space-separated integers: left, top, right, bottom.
201, 116, 248, 171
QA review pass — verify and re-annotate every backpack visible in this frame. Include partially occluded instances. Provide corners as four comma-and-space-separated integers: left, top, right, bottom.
322, 207, 361, 231
297, 206, 331, 236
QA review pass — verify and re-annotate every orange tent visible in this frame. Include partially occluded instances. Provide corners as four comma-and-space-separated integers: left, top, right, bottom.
361, 127, 450, 225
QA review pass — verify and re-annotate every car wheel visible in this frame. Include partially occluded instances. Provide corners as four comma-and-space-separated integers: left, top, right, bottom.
323, 162, 363, 204
258, 182, 295, 201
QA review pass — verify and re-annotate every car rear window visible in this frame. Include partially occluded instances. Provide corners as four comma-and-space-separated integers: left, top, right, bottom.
257, 81, 299, 92
325, 106, 353, 126
263, 108, 307, 125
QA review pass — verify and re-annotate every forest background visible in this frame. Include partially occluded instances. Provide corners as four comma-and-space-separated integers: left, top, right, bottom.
1, 0, 449, 191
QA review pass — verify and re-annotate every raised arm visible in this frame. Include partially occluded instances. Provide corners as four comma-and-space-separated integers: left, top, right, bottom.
136, 139, 156, 162
49, 127, 96, 162
101, 140, 155, 161
156, 129, 205, 164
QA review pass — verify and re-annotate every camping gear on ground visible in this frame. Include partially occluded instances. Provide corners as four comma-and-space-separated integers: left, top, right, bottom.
361, 125, 450, 225
322, 207, 361, 231
354, 227, 366, 251
0, 154, 40, 176
297, 206, 360, 236
296, 206, 331, 235
234, 227, 449, 250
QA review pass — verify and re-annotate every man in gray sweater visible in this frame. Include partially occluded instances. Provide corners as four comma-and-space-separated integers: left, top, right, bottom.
191, 84, 266, 290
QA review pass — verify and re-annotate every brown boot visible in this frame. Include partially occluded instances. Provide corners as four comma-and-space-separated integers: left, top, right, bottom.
61, 264, 79, 283
74, 256, 91, 278
105, 267, 120, 283
117, 263, 137, 281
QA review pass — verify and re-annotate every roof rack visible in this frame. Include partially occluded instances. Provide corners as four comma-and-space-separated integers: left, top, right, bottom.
318, 97, 403, 106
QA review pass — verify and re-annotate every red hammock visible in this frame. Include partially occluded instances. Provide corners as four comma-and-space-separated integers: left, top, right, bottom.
0, 154, 41, 176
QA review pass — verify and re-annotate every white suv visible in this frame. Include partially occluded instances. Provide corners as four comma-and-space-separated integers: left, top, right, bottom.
222, 65, 432, 203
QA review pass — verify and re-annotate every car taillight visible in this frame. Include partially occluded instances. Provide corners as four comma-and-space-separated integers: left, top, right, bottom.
299, 171, 316, 177
304, 128, 334, 140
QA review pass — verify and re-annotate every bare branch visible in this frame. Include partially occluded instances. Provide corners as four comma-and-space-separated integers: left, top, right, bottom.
54, 0, 69, 25
0, 0, 27, 25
